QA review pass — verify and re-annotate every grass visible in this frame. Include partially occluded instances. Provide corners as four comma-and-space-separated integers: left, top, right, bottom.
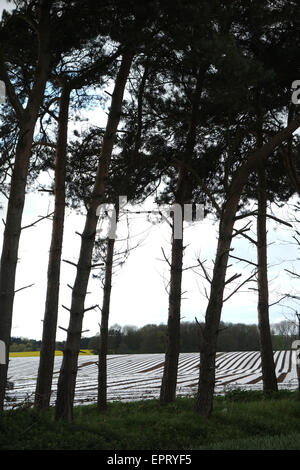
198, 432, 300, 450
1, 390, 300, 450
9, 349, 94, 358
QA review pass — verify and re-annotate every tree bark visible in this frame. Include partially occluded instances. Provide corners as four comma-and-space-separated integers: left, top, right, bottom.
54, 52, 134, 422
97, 205, 118, 412
194, 212, 235, 416
160, 68, 206, 404
35, 82, 71, 410
159, 224, 184, 404
0, 1, 52, 417
194, 117, 300, 417
257, 164, 278, 393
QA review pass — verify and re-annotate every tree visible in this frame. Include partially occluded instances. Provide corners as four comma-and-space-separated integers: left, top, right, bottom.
256, 160, 278, 393
194, 120, 300, 417
97, 200, 119, 412
54, 51, 134, 422
34, 80, 71, 410
0, 0, 53, 417
0, 0, 111, 417
34, 23, 125, 411
159, 66, 207, 404
132, 1, 222, 404
193, 0, 300, 417
62, 57, 160, 411
235, 1, 300, 392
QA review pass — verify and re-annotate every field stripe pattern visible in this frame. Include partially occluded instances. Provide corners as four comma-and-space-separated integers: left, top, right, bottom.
4, 351, 298, 408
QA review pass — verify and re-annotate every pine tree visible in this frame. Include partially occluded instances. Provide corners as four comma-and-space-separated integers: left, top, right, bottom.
0, 0, 53, 417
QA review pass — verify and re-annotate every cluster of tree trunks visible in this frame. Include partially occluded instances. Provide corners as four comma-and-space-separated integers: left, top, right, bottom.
55, 52, 134, 422
1, 1, 300, 424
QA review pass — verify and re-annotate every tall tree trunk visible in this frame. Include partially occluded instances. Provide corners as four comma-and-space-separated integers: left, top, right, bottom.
194, 117, 300, 417
35, 82, 71, 410
160, 67, 206, 404
0, 1, 52, 417
194, 213, 235, 416
55, 52, 134, 423
97, 205, 119, 412
160, 222, 184, 403
257, 164, 278, 393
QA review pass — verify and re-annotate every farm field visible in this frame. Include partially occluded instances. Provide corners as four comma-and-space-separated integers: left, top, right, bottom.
5, 351, 298, 408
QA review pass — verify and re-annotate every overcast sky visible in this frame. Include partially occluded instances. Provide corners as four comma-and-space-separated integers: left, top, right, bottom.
0, 0, 13, 17
1, 1, 300, 341
0, 184, 298, 342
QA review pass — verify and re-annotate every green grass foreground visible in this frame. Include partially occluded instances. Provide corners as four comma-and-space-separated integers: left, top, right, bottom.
1, 390, 300, 450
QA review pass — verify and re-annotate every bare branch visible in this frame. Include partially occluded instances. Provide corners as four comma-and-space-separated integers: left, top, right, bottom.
90, 263, 105, 269
58, 326, 68, 332
225, 273, 242, 285
62, 305, 71, 312
233, 227, 257, 245
161, 247, 171, 267
15, 283, 34, 294
37, 188, 54, 194
285, 269, 300, 279
204, 285, 210, 300
269, 295, 289, 308
195, 316, 204, 341
229, 254, 258, 267
62, 259, 78, 268
21, 211, 54, 230
223, 272, 257, 302
232, 220, 252, 238
266, 213, 293, 228
158, 210, 173, 228
84, 304, 99, 313
196, 258, 212, 284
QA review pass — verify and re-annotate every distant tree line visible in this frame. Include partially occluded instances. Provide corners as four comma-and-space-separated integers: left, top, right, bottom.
9, 337, 42, 353
9, 320, 298, 354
